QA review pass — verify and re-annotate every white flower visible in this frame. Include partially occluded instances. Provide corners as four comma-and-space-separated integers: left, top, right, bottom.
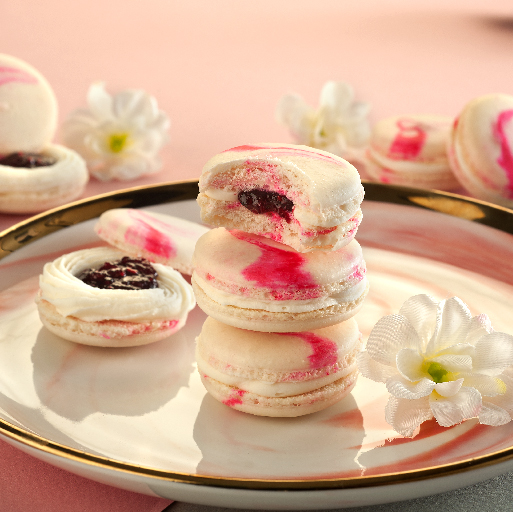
276, 81, 371, 158
62, 83, 170, 181
357, 294, 513, 437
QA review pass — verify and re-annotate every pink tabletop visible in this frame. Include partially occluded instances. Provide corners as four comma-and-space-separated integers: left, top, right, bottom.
0, 0, 512, 509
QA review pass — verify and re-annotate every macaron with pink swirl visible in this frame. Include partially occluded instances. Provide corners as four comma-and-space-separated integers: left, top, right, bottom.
196, 316, 362, 417
191, 227, 368, 333
447, 93, 513, 208
365, 114, 459, 191
95, 208, 209, 275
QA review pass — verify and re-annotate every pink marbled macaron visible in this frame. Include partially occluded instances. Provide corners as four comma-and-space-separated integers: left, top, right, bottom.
447, 94, 513, 208
196, 316, 362, 417
365, 114, 459, 191
95, 208, 210, 275
191, 227, 368, 332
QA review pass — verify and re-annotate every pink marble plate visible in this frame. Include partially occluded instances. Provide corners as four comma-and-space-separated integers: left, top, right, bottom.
0, 181, 512, 509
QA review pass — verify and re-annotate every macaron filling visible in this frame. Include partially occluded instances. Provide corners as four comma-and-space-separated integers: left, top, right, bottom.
197, 352, 357, 397
192, 272, 367, 313
38, 247, 196, 323
0, 151, 57, 168
237, 188, 294, 222
78, 256, 159, 290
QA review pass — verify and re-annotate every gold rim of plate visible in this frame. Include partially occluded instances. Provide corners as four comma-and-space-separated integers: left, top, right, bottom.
1, 179, 513, 491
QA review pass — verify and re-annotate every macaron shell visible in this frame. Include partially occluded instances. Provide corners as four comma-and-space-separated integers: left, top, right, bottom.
200, 143, 364, 209
0, 143, 88, 214
37, 297, 185, 348
196, 316, 361, 378
448, 94, 513, 207
95, 209, 210, 275
193, 228, 366, 294
370, 115, 452, 162
0, 54, 58, 154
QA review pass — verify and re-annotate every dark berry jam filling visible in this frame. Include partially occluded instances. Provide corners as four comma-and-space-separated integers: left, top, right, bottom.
78, 257, 159, 290
238, 189, 293, 222
0, 152, 57, 168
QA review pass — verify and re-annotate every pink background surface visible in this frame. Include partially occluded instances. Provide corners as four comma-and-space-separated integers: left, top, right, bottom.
1, 0, 513, 509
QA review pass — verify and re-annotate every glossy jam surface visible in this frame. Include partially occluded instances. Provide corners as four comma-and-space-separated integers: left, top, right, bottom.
238, 189, 293, 221
78, 257, 158, 290
0, 152, 57, 168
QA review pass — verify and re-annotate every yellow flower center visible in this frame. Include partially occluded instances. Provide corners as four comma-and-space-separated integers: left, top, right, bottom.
424, 361, 450, 384
108, 133, 129, 153
497, 378, 508, 395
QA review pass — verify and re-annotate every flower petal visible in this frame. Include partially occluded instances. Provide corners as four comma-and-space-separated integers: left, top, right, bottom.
321, 136, 347, 157
427, 297, 472, 355
434, 378, 463, 397
87, 82, 113, 121
277, 82, 370, 154
276, 93, 314, 143
462, 373, 508, 397
436, 343, 475, 358
113, 89, 154, 122
482, 373, 513, 413
464, 314, 493, 345
129, 129, 167, 154
347, 100, 371, 120
430, 353, 473, 372
396, 348, 425, 381
385, 395, 433, 437
386, 375, 435, 399
312, 107, 334, 147
398, 294, 439, 348
356, 350, 397, 383
365, 314, 422, 367
479, 402, 511, 426
429, 387, 482, 427
319, 81, 353, 112
150, 111, 171, 133
473, 332, 513, 373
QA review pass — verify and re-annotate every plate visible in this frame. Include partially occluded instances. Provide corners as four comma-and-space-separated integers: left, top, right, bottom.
1, 180, 513, 510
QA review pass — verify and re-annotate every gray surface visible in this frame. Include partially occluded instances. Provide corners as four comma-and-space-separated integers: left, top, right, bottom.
164, 471, 513, 512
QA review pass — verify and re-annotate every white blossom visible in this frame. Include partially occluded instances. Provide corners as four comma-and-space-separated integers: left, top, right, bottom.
357, 294, 513, 437
276, 81, 371, 159
62, 83, 170, 181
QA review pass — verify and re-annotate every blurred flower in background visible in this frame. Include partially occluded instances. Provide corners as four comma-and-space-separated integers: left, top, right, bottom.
62, 83, 170, 181
276, 81, 371, 159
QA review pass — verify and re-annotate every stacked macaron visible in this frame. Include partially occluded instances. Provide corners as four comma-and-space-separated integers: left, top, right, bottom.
0, 54, 88, 214
192, 143, 368, 417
